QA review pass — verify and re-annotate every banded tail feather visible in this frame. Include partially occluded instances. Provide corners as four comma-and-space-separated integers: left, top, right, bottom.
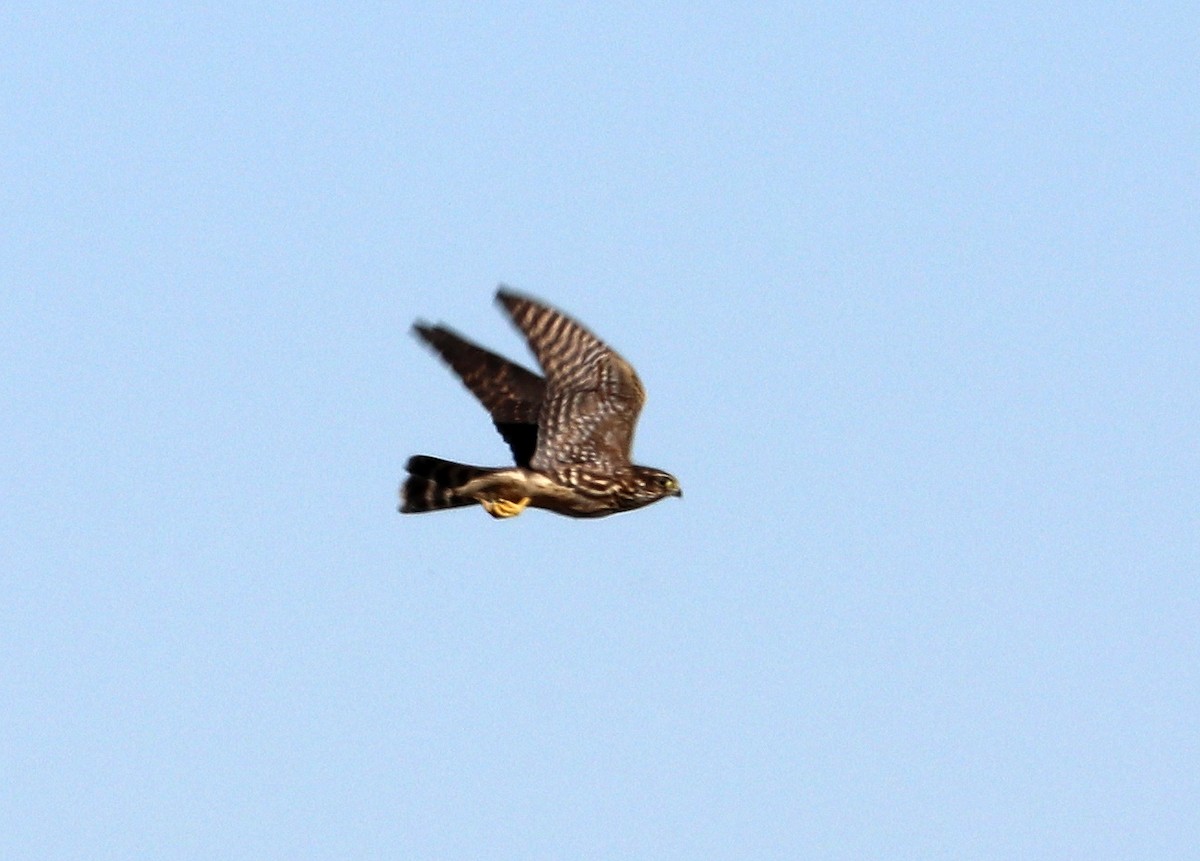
400, 456, 495, 514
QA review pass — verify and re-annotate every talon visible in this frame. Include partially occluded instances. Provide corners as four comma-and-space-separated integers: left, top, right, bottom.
482, 496, 530, 519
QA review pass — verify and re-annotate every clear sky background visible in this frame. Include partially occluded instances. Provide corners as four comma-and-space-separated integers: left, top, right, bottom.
3, 3, 1197, 859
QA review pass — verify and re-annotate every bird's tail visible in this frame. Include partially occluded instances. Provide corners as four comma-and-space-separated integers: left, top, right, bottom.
399, 455, 495, 514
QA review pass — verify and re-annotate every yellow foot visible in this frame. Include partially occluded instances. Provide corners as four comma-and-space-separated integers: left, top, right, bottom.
481, 496, 531, 519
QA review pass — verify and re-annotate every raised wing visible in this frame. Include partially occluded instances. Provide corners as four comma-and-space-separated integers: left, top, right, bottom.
413, 323, 545, 466
495, 288, 645, 476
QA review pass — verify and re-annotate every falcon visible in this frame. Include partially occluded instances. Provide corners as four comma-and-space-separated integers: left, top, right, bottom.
400, 288, 681, 518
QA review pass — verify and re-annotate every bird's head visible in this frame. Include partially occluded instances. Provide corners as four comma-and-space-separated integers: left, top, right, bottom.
627, 465, 683, 507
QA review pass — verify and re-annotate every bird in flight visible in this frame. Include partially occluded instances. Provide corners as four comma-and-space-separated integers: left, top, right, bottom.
400, 287, 681, 519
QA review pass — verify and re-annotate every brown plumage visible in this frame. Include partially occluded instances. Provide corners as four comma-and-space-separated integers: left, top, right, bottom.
399, 288, 681, 519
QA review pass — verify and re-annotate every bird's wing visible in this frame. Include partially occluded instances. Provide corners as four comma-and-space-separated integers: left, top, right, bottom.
413, 323, 545, 467
495, 288, 645, 476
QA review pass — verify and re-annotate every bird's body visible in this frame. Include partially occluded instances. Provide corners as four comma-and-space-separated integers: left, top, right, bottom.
400, 289, 681, 519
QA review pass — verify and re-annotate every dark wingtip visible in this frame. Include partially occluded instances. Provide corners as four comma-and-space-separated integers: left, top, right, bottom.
411, 322, 470, 355
411, 320, 436, 342
496, 284, 545, 307
494, 285, 519, 309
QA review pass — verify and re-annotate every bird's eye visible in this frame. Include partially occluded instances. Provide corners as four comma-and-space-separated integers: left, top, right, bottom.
658, 475, 676, 489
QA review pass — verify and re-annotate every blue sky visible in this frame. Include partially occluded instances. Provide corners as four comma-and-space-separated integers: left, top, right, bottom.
3, 3, 1197, 858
